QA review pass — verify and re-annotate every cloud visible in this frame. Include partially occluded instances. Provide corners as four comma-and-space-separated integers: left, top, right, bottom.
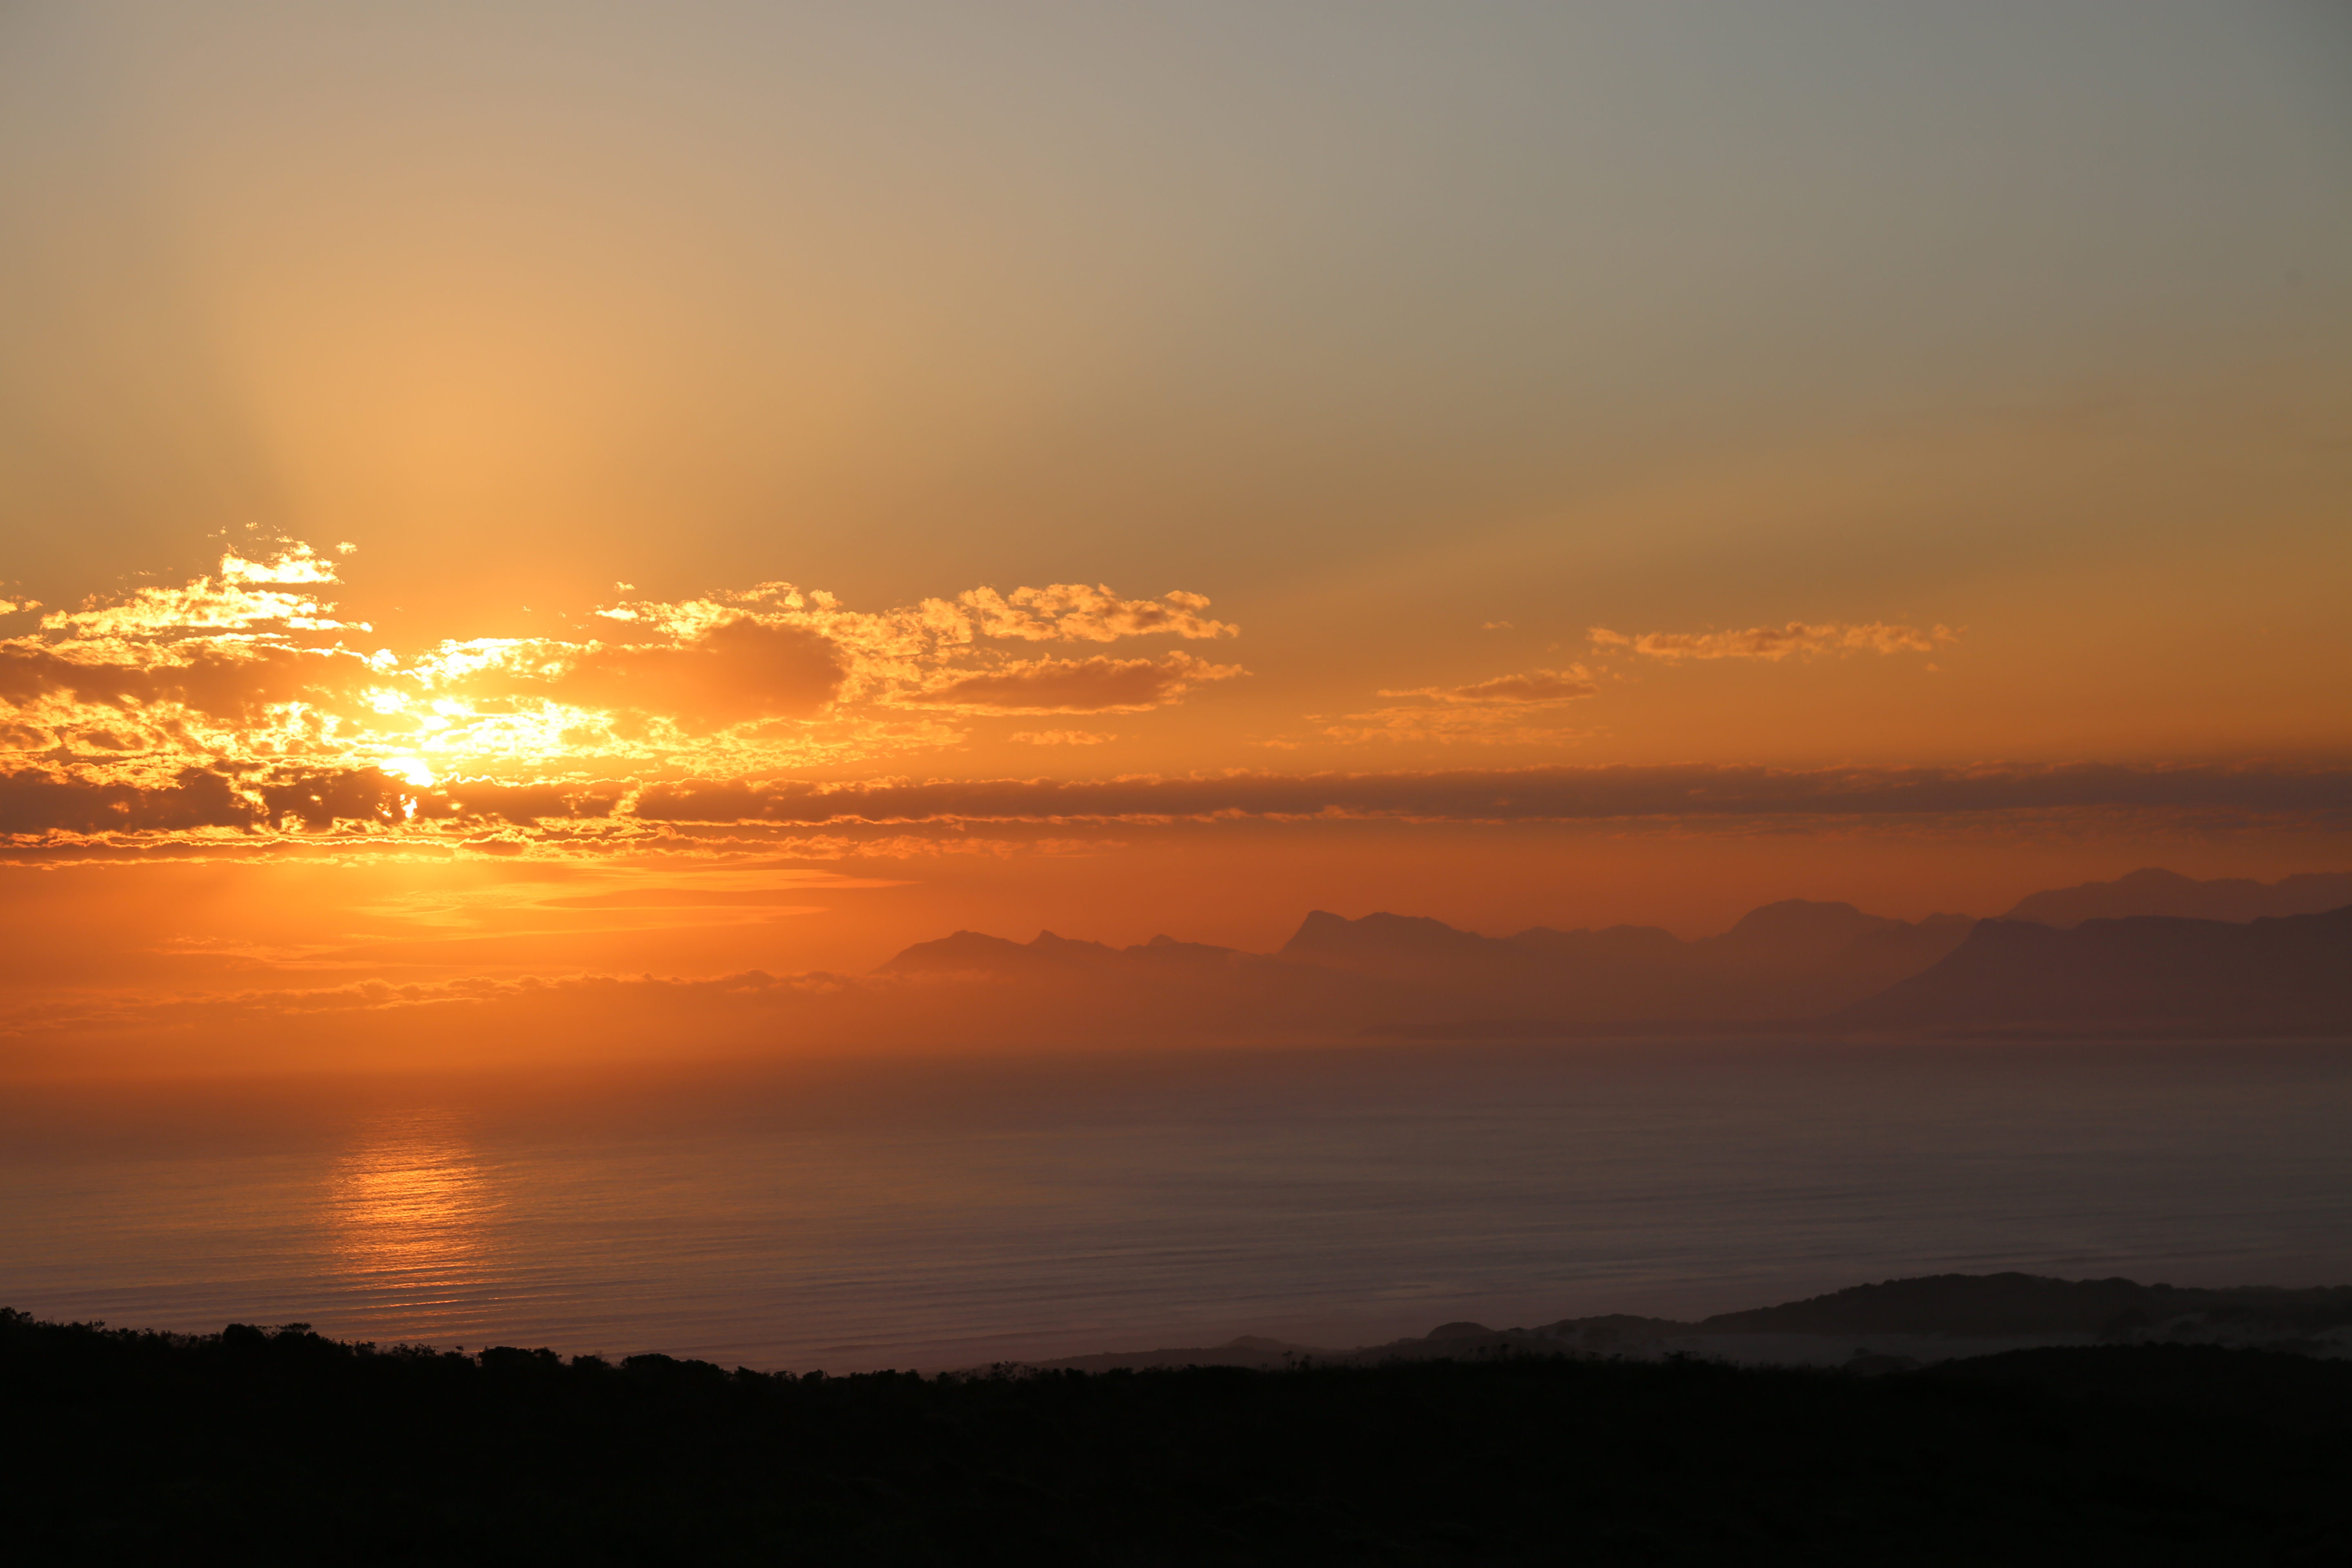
1375, 669, 1598, 706
2, 543, 1241, 783
5, 757, 2340, 848
909, 651, 1244, 714
1011, 730, 1115, 745
0, 764, 626, 839
1314, 667, 1598, 745
1314, 709, 1596, 746
40, 543, 356, 640
466, 617, 846, 728
1589, 622, 1957, 661
0, 766, 262, 835
956, 584, 1236, 642
629, 761, 2352, 828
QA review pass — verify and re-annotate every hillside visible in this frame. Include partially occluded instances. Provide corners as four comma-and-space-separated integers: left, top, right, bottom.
5, 1302, 2351, 1563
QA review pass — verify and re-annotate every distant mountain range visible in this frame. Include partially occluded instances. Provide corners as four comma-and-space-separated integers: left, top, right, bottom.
1030, 1271, 2352, 1374
873, 868, 2350, 1039
1835, 904, 2352, 1033
1999, 866, 2352, 927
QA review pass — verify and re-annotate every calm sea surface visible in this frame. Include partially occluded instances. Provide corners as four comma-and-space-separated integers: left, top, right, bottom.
4, 1040, 2349, 1372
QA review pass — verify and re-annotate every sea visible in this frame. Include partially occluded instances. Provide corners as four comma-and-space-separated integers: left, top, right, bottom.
4, 1039, 2349, 1372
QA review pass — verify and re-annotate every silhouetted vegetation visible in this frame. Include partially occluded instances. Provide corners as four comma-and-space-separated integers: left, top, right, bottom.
4, 1307, 2348, 1565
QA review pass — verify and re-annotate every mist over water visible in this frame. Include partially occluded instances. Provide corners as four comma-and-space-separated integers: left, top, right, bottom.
6, 1040, 2349, 1373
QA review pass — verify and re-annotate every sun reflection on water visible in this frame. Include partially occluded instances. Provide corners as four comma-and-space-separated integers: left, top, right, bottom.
327, 1108, 504, 1323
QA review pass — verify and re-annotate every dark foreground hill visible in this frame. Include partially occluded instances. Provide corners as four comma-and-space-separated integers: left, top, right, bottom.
6, 1307, 2351, 1566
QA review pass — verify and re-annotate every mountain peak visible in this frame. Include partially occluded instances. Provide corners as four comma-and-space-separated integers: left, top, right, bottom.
1278, 909, 1497, 963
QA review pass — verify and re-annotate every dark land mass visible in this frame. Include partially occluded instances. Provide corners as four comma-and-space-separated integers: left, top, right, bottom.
2000, 867, 2352, 928
1050, 1271, 2352, 1372
1833, 905, 2352, 1034
1677, 1270, 2352, 1338
873, 871, 2351, 1041
7, 1295, 2352, 1566
879, 899, 1970, 1035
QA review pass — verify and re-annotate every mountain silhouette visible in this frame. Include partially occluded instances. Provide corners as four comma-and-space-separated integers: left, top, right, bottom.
860, 875, 2350, 1043
1028, 1270, 2352, 1373
1278, 900, 1973, 1022
2001, 866, 2352, 927
1835, 904, 2352, 1032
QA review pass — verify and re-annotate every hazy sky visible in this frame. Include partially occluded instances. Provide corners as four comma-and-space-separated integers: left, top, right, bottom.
2, 1, 2346, 1073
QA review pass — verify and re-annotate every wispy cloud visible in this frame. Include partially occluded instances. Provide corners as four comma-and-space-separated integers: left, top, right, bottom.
1376, 669, 1598, 706
1588, 621, 1957, 661
1314, 667, 1598, 745
955, 585, 1237, 643
909, 651, 1244, 715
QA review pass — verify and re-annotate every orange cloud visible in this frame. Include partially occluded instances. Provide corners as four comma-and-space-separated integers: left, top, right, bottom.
1, 543, 1241, 785
909, 651, 1244, 715
956, 584, 1237, 643
1316, 667, 1598, 745
463, 617, 846, 729
1375, 669, 1598, 706
1011, 730, 1116, 745
1588, 622, 1957, 660
40, 543, 355, 640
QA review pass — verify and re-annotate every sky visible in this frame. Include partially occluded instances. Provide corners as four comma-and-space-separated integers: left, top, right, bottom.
2, 0, 2347, 1076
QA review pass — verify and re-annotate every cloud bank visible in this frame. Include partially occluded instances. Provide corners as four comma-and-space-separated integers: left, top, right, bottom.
632, 761, 2350, 829
9, 760, 2337, 848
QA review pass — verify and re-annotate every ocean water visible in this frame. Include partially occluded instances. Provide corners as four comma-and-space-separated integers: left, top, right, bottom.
4, 1039, 2349, 1372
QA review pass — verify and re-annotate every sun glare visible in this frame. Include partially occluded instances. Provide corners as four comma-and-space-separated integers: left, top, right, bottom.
383, 756, 437, 788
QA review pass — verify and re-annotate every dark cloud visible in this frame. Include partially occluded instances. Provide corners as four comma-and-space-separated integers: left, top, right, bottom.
631, 761, 2352, 827
0, 766, 261, 835
439, 778, 621, 826
0, 642, 360, 723
252, 772, 620, 831
0, 766, 621, 837
11, 759, 2341, 843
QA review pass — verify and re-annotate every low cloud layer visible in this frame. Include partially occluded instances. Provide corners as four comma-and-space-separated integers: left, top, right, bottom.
633, 761, 2351, 829
6, 758, 2340, 847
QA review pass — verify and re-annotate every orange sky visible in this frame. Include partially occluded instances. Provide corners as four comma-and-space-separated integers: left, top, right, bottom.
2, 2, 2347, 1077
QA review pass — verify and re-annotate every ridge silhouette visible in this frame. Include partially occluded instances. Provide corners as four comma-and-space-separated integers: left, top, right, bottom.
872, 869, 2350, 1040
